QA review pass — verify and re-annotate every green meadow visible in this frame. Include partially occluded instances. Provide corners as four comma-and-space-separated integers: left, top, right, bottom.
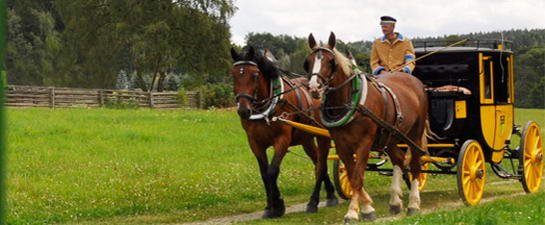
6, 107, 545, 225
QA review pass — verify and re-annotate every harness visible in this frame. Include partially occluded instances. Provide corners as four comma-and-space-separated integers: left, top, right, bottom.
233, 60, 320, 126
317, 63, 422, 153
233, 60, 284, 122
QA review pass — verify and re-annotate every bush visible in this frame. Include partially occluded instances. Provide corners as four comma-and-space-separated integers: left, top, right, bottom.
198, 83, 234, 109
103, 92, 140, 109
177, 87, 189, 107
103, 98, 140, 109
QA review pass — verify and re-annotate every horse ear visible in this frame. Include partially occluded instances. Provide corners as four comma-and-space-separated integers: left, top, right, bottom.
346, 50, 354, 60
328, 32, 336, 49
247, 46, 257, 59
308, 33, 317, 49
230, 47, 240, 61
264, 48, 277, 62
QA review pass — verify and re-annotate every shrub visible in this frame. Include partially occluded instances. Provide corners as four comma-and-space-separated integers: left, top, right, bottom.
177, 87, 189, 107
198, 83, 234, 109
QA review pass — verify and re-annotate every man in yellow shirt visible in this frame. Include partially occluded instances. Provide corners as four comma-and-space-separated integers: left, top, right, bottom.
370, 16, 415, 75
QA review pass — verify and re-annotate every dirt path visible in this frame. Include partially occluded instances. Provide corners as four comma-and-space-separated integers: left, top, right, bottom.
176, 199, 346, 225
174, 180, 527, 225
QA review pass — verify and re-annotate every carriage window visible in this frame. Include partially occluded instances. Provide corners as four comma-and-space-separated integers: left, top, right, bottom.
494, 55, 511, 104
480, 54, 494, 104
484, 61, 492, 99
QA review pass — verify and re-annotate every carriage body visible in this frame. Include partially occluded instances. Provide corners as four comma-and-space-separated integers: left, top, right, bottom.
413, 41, 515, 164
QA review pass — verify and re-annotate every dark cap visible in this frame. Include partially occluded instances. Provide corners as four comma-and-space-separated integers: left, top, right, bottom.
380, 16, 397, 25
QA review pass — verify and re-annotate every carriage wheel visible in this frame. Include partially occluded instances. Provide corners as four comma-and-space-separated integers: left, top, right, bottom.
333, 160, 352, 200
457, 140, 486, 206
408, 163, 429, 191
520, 121, 544, 193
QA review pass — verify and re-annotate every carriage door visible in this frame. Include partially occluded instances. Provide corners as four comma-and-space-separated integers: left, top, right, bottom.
492, 54, 514, 162
479, 53, 513, 163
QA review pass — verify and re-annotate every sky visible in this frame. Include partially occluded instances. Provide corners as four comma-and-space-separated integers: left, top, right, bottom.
228, 0, 545, 45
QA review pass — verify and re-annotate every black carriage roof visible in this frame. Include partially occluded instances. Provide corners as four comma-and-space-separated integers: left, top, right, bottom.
414, 39, 513, 54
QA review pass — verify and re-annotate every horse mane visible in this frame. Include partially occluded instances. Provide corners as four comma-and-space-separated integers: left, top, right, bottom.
332, 48, 354, 77
254, 54, 281, 80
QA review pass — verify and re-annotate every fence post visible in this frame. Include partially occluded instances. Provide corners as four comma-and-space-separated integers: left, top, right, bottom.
98, 90, 104, 107
149, 92, 155, 108
49, 87, 55, 108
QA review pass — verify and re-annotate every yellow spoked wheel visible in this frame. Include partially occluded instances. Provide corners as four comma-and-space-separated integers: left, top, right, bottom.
520, 121, 544, 193
457, 140, 486, 206
333, 160, 352, 200
409, 163, 429, 191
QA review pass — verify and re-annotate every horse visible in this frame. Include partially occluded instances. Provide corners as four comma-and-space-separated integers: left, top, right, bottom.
304, 32, 429, 222
230, 46, 338, 218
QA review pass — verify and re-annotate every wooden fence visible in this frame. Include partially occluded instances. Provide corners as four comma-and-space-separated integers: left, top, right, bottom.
5, 85, 201, 109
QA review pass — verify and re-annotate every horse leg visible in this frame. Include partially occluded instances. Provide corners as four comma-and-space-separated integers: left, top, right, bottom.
300, 137, 320, 213
265, 140, 289, 218
301, 138, 321, 213
342, 140, 376, 223
340, 153, 361, 223
248, 141, 275, 218
407, 134, 427, 216
302, 137, 338, 213
317, 137, 338, 206
249, 142, 275, 218
385, 145, 406, 215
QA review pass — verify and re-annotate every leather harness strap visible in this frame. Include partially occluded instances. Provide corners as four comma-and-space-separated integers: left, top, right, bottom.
368, 78, 405, 152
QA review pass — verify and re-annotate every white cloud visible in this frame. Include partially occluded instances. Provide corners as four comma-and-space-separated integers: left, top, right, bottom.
229, 0, 545, 45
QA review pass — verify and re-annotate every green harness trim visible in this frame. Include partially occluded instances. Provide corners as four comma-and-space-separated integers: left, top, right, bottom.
248, 76, 284, 121
320, 74, 363, 128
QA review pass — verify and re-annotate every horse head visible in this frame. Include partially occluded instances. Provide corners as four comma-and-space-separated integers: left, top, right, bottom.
305, 32, 352, 99
230, 46, 279, 119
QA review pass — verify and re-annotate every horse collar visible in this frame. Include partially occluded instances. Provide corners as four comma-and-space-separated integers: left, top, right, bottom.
320, 73, 369, 128
248, 76, 285, 122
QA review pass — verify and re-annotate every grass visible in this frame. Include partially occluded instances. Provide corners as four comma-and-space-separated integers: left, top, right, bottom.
382, 192, 545, 225
7, 108, 316, 224
5, 107, 545, 224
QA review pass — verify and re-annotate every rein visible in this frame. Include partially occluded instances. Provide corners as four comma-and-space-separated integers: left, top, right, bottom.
233, 60, 309, 122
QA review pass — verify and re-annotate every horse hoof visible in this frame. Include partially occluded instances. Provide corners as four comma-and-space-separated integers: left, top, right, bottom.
389, 204, 402, 215
269, 199, 285, 217
305, 204, 318, 213
326, 198, 339, 207
407, 208, 419, 216
361, 211, 377, 221
343, 217, 358, 224
262, 208, 273, 219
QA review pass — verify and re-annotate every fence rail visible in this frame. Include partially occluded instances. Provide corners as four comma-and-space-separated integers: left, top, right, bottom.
5, 85, 201, 109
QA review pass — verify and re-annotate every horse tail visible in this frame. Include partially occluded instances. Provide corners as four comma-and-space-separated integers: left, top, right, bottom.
424, 119, 444, 142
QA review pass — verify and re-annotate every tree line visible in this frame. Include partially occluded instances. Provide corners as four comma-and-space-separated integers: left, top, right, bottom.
6, 1, 543, 108
7, 0, 236, 92
243, 29, 544, 108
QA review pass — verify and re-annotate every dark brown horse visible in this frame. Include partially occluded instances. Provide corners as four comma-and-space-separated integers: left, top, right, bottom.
305, 32, 429, 222
230, 46, 338, 218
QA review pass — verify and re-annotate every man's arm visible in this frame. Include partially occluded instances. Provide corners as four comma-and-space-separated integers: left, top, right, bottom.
402, 41, 416, 74
370, 41, 385, 75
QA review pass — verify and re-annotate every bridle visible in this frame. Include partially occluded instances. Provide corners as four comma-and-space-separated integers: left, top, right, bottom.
306, 47, 337, 88
233, 60, 260, 104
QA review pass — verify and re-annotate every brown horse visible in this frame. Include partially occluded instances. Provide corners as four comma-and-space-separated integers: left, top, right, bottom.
230, 46, 338, 218
305, 32, 429, 222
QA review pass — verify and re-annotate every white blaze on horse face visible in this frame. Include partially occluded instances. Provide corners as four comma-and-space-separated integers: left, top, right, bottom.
308, 52, 323, 91
309, 75, 319, 90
